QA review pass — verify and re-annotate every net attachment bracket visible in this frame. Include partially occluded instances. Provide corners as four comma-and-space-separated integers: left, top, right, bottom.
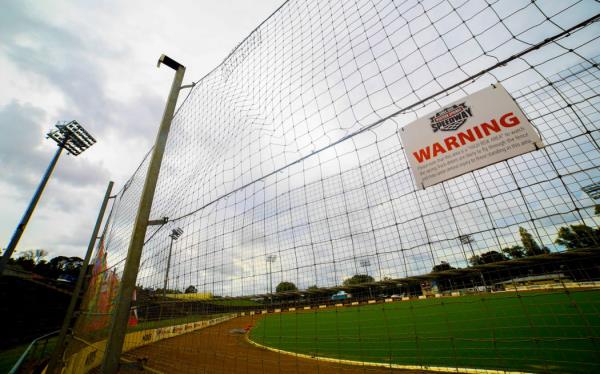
148, 217, 168, 226
180, 82, 196, 90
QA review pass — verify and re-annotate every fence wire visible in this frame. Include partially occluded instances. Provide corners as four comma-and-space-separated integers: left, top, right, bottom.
63, 1, 600, 373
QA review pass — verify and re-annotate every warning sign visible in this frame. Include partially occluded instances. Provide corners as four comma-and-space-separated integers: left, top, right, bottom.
400, 84, 543, 189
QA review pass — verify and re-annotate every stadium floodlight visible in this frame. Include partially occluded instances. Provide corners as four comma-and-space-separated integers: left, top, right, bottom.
47, 120, 96, 156
359, 259, 370, 274
0, 120, 96, 276
582, 182, 600, 200
358, 259, 374, 299
170, 227, 184, 240
458, 234, 476, 258
164, 228, 184, 297
266, 255, 277, 296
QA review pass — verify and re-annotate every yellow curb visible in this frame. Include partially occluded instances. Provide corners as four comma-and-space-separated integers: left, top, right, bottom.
244, 335, 531, 374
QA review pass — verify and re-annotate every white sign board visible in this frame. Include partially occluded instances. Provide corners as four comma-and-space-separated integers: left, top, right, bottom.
400, 84, 543, 189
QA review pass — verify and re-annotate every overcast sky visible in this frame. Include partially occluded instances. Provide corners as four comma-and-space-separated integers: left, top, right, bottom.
0, 0, 283, 259
3, 0, 599, 296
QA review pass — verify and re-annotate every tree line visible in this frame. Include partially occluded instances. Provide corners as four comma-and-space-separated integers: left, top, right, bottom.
433, 223, 600, 272
1, 248, 83, 279
272, 223, 600, 292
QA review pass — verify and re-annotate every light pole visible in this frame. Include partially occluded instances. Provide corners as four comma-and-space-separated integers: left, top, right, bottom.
359, 259, 373, 298
460, 234, 486, 288
359, 258, 370, 274
0, 120, 96, 276
163, 228, 183, 298
266, 255, 277, 298
458, 234, 476, 258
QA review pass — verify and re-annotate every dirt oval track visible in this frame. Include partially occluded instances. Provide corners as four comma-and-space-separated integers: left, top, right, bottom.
121, 315, 432, 374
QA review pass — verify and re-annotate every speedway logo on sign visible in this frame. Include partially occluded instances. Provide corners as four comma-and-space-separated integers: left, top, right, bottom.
400, 84, 543, 189
430, 103, 472, 132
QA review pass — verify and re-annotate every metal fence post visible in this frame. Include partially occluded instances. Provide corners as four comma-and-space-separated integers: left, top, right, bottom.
46, 181, 114, 373
101, 55, 185, 373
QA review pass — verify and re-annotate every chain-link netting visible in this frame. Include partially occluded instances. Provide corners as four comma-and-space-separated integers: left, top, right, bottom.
61, 1, 600, 373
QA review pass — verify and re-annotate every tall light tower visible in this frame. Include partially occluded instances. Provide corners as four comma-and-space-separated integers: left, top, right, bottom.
359, 258, 370, 275
458, 234, 476, 258
163, 228, 183, 297
0, 120, 96, 275
359, 258, 373, 299
266, 254, 277, 296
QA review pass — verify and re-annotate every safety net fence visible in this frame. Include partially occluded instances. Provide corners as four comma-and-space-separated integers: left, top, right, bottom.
61, 0, 600, 373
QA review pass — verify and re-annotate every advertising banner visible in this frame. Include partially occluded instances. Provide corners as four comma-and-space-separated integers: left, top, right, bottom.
79, 238, 137, 333
400, 84, 543, 189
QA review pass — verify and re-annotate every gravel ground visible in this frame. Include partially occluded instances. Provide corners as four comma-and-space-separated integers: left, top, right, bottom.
123, 315, 432, 374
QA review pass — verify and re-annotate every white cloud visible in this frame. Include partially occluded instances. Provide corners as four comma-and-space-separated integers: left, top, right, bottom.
0, 0, 283, 259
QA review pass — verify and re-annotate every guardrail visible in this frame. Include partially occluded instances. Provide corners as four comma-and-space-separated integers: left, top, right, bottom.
9, 330, 59, 374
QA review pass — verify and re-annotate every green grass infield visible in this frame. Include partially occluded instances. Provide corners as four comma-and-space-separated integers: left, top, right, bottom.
249, 290, 600, 373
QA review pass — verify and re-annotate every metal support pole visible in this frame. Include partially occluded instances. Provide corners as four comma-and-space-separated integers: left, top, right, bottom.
0, 142, 65, 276
163, 237, 174, 298
101, 56, 185, 374
47, 181, 114, 373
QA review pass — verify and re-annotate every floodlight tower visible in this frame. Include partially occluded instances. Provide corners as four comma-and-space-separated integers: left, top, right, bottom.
0, 120, 96, 275
163, 228, 183, 297
359, 258, 371, 274
359, 258, 373, 298
266, 254, 277, 296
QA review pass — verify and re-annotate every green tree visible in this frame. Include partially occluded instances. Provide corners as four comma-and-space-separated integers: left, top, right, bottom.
19, 250, 35, 261
519, 227, 549, 256
48, 256, 84, 277
276, 281, 298, 293
307, 284, 319, 290
502, 245, 525, 259
185, 285, 198, 294
342, 274, 374, 286
555, 224, 600, 250
468, 251, 507, 266
469, 255, 482, 266
33, 249, 48, 264
15, 256, 35, 271
33, 260, 51, 276
431, 261, 454, 272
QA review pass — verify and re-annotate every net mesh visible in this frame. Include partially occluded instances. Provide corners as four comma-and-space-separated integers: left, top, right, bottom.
63, 0, 600, 373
